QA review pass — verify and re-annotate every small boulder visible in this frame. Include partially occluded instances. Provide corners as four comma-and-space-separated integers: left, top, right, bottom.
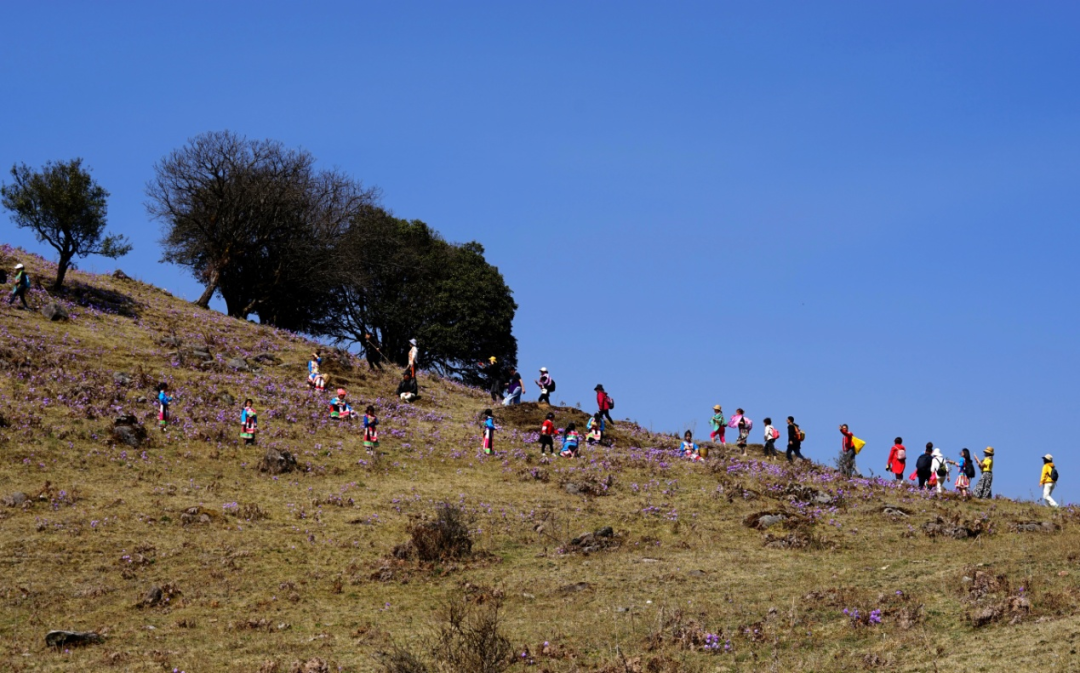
2, 492, 28, 507
113, 372, 133, 387
214, 391, 236, 406
159, 336, 183, 348
564, 483, 581, 495
289, 658, 330, 673
595, 526, 614, 538
226, 358, 250, 371
251, 353, 281, 365
258, 448, 297, 475
41, 303, 69, 322
45, 630, 105, 648
111, 415, 147, 448
112, 269, 131, 280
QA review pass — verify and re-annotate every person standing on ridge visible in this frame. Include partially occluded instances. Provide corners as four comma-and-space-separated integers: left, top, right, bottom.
363, 333, 384, 371
838, 424, 856, 477
535, 367, 554, 404
786, 416, 805, 462
954, 448, 975, 498
477, 357, 504, 402
729, 409, 752, 455
407, 338, 418, 379
886, 437, 906, 481
931, 447, 950, 494
7, 263, 30, 308
762, 418, 779, 459
595, 385, 615, 425
913, 443, 934, 489
972, 447, 994, 499
710, 405, 726, 445
503, 367, 524, 405
1040, 454, 1059, 508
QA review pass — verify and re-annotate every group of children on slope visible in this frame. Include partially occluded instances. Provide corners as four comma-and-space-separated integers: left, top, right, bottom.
153, 381, 259, 446
482, 409, 596, 459
708, 406, 807, 463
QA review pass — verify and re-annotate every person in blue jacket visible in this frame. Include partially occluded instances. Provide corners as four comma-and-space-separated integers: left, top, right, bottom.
330, 388, 353, 419
156, 382, 172, 432
482, 409, 495, 454
240, 399, 257, 445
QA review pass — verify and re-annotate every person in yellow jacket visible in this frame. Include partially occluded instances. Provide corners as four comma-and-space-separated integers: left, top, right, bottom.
972, 447, 994, 499
1040, 454, 1059, 508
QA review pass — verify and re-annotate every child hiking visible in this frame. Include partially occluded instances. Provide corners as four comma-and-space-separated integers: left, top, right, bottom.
786, 416, 805, 462
240, 399, 257, 445
886, 437, 906, 481
535, 367, 555, 404
762, 418, 780, 459
729, 409, 752, 455
7, 263, 30, 308
539, 412, 556, 455
363, 406, 379, 453
156, 383, 172, 432
595, 385, 615, 425
481, 409, 495, 455
954, 448, 975, 498
560, 422, 581, 458
1040, 454, 1059, 508
710, 405, 726, 444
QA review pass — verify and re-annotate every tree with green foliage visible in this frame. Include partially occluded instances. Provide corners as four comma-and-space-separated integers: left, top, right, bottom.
326, 211, 517, 379
1, 158, 131, 291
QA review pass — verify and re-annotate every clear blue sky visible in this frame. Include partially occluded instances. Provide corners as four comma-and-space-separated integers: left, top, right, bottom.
3, 2, 1078, 503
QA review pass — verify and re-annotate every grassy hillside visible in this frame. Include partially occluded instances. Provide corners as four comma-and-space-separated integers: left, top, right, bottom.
1, 245, 1078, 673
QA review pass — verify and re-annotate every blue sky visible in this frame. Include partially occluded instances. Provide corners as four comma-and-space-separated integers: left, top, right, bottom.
2, 1, 1078, 502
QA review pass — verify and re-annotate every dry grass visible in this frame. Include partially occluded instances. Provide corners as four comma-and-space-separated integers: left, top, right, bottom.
1, 245, 1079, 672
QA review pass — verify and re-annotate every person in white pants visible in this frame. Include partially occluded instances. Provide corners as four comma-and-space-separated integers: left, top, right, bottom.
1040, 454, 1059, 508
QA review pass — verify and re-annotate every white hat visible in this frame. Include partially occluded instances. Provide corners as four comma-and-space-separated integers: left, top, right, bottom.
539, 367, 548, 373
14, 263, 24, 270
409, 339, 417, 346
1044, 454, 1054, 462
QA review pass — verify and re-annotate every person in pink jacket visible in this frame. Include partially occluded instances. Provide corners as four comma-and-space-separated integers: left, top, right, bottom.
886, 437, 906, 481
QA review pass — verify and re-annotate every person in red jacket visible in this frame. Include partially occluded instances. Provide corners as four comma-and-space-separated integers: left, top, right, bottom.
838, 424, 856, 478
595, 384, 615, 425
539, 412, 556, 455
886, 437, 906, 481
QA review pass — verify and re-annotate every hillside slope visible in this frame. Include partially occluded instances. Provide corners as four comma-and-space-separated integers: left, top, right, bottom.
1, 246, 1078, 673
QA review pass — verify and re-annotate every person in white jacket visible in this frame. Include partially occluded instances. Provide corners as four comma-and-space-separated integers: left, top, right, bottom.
931, 448, 950, 494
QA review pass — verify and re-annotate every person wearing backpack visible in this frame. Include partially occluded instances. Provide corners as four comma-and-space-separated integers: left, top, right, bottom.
535, 367, 555, 404
972, 447, 994, 499
7, 263, 30, 309
931, 447, 950, 494
914, 444, 934, 489
786, 416, 805, 462
953, 448, 975, 498
762, 418, 780, 458
729, 409, 752, 456
1040, 454, 1059, 508
886, 437, 906, 481
595, 385, 615, 425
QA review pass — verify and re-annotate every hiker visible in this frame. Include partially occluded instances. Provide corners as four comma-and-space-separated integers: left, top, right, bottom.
838, 424, 856, 477
972, 447, 994, 499
595, 385, 615, 425
1040, 454, 1059, 508
240, 399, 257, 445
535, 367, 555, 404
559, 422, 581, 458
886, 437, 906, 481
931, 447, 950, 494
477, 357, 504, 402
913, 444, 934, 489
481, 408, 495, 455
503, 367, 524, 406
729, 409, 752, 455
329, 388, 353, 420
156, 383, 172, 432
954, 448, 975, 498
308, 352, 326, 391
7, 263, 30, 308
680, 430, 703, 462
397, 370, 419, 402
363, 333, 384, 371
363, 406, 379, 453
407, 338, 418, 378
538, 412, 556, 455
586, 413, 604, 445
762, 418, 780, 458
710, 405, 726, 444
786, 416, 805, 462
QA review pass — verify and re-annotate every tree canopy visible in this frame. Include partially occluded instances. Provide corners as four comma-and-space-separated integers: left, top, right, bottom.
1, 158, 131, 290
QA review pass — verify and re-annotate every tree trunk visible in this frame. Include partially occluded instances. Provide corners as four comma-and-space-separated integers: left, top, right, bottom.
52, 253, 71, 292
195, 281, 217, 308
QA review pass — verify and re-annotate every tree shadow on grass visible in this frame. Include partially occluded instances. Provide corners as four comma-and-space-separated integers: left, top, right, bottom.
59, 279, 142, 319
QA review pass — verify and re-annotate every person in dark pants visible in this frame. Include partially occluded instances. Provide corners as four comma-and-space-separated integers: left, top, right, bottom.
477, 357, 504, 402
535, 367, 554, 404
915, 443, 934, 489
363, 333, 384, 371
786, 416, 804, 462
595, 384, 615, 425
8, 263, 30, 308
